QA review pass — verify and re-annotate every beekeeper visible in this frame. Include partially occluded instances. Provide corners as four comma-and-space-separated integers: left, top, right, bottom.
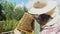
14, 0, 60, 34
26, 0, 60, 34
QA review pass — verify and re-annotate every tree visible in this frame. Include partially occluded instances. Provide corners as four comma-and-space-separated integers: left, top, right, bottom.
1, 0, 16, 20
14, 6, 25, 20
0, 3, 6, 21
1, 0, 27, 20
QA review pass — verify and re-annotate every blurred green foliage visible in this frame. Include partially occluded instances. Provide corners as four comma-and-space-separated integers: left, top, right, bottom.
0, 0, 27, 32
1, 0, 16, 20
3, 19, 19, 32
1, 0, 27, 20
0, 3, 6, 21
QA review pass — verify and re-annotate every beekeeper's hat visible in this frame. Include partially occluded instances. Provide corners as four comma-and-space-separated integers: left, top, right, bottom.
27, 0, 57, 15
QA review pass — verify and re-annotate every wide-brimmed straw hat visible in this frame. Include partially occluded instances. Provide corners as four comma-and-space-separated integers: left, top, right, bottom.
27, 0, 57, 15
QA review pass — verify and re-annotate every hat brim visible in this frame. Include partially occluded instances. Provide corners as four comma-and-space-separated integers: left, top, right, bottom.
28, 1, 57, 14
